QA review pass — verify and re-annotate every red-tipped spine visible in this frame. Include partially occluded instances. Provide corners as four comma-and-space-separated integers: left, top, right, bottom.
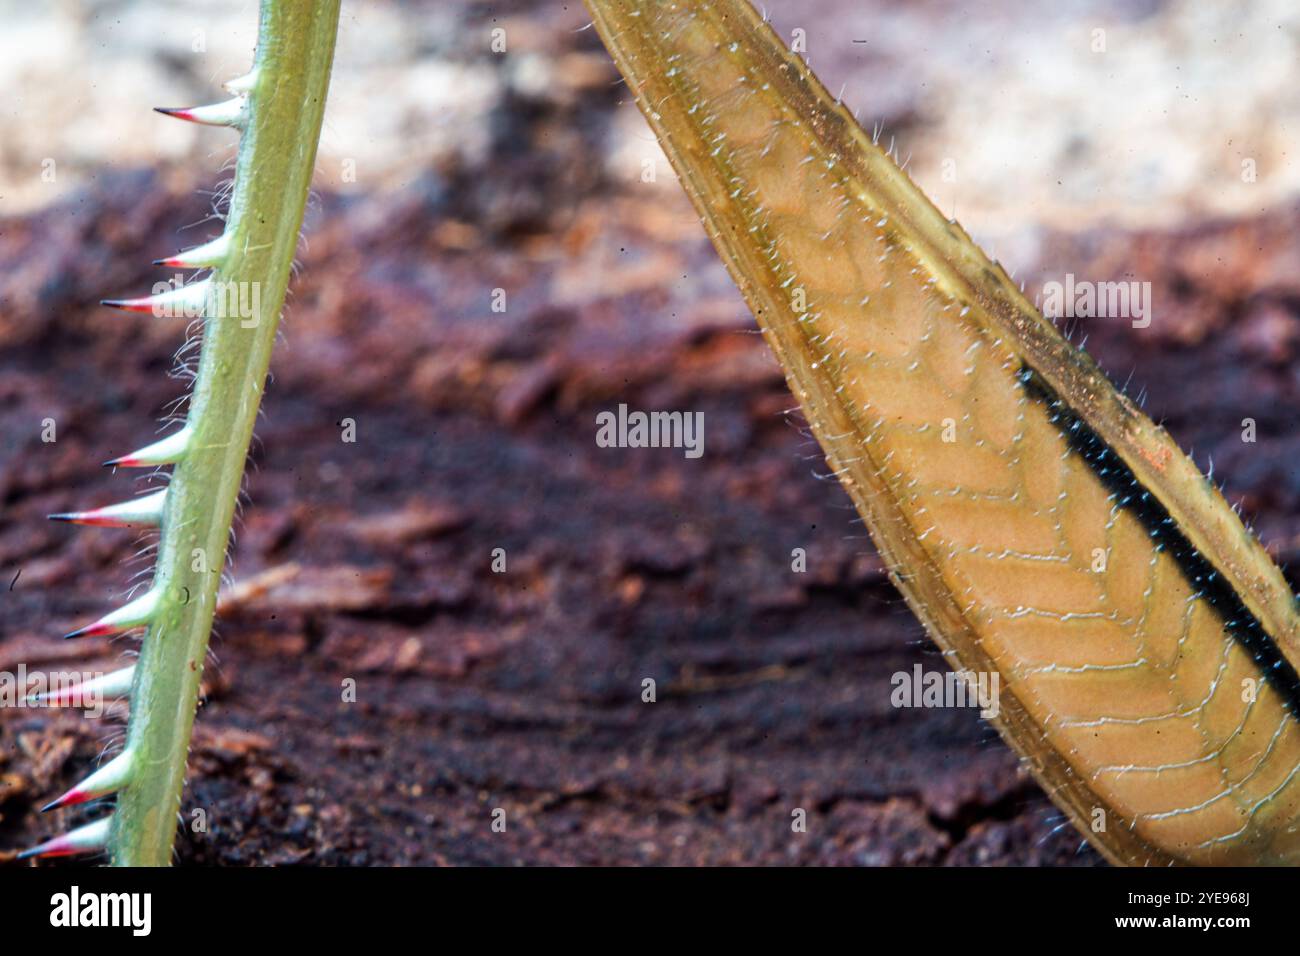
49, 488, 166, 528
41, 751, 134, 812
17, 816, 112, 860
154, 233, 231, 269
154, 96, 247, 128
101, 278, 210, 317
104, 425, 193, 469
28, 666, 136, 707
64, 587, 161, 640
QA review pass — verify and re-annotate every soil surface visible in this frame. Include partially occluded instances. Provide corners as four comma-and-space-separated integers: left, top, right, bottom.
2, 2, 1299, 867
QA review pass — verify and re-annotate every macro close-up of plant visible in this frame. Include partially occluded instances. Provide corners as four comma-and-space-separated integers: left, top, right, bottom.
2, 0, 1300, 900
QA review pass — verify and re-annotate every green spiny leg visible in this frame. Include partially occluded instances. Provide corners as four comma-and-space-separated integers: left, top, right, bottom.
20, 0, 341, 867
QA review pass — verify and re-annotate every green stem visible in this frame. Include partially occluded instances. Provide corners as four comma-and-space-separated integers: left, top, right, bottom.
110, 0, 341, 866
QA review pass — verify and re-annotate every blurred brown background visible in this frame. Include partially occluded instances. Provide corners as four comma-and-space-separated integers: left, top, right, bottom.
1, 0, 1299, 865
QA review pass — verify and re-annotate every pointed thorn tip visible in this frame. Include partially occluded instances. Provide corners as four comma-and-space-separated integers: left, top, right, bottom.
101, 298, 152, 314
154, 99, 245, 128
40, 788, 86, 813
13, 816, 111, 860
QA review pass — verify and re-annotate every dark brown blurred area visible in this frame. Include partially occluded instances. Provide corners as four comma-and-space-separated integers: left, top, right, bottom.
1, 0, 1299, 865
